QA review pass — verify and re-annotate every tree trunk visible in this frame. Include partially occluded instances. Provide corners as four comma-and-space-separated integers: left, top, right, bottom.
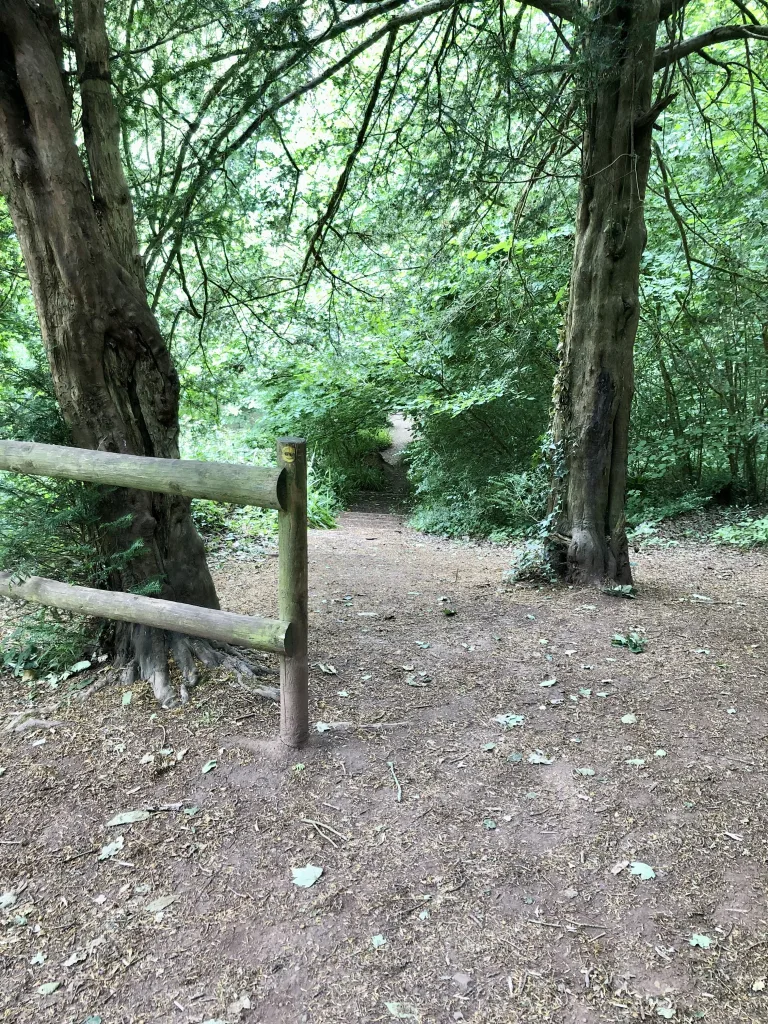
0, 0, 219, 702
548, 0, 663, 584
658, 355, 693, 485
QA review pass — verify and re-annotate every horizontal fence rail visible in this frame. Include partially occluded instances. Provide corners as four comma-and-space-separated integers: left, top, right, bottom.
0, 436, 309, 747
0, 572, 289, 654
0, 440, 285, 509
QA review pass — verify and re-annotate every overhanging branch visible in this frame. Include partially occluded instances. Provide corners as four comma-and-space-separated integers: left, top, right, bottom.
654, 23, 768, 71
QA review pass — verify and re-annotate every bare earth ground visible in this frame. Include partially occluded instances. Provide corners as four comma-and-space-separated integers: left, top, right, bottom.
1, 510, 768, 1024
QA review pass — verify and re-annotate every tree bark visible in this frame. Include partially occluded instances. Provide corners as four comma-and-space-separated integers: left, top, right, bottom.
658, 356, 693, 485
0, 0, 218, 702
548, 0, 663, 584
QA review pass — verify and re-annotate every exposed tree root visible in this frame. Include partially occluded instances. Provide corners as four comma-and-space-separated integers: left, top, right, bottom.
3, 710, 64, 734
83, 624, 278, 708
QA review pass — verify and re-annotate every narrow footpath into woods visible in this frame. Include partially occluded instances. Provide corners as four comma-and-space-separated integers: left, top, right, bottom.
2, 508, 768, 1024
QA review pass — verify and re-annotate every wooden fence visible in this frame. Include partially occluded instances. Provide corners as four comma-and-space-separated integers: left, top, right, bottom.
0, 437, 309, 747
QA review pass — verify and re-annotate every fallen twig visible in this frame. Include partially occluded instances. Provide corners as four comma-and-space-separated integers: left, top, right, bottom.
63, 846, 97, 864
387, 761, 402, 802
565, 918, 609, 929
300, 818, 350, 842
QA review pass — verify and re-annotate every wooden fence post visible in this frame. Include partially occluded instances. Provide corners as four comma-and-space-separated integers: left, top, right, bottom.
276, 437, 309, 746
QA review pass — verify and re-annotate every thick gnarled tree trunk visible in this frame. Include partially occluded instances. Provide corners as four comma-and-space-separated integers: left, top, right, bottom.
549, 0, 664, 584
0, 0, 219, 703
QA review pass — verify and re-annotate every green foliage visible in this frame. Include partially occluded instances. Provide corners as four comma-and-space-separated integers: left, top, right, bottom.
1, 608, 94, 680
506, 540, 557, 584
626, 490, 710, 529
181, 418, 342, 532
385, 244, 561, 538
711, 516, 768, 548
257, 353, 393, 501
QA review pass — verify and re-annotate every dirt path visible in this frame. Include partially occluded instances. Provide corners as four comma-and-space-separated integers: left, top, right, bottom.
2, 513, 768, 1024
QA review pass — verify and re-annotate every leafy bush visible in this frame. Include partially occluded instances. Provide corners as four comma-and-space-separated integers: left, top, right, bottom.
1, 607, 94, 680
506, 540, 557, 583
0, 345, 110, 673
410, 467, 547, 540
626, 489, 709, 527
257, 353, 393, 500
182, 418, 342, 534
711, 516, 768, 548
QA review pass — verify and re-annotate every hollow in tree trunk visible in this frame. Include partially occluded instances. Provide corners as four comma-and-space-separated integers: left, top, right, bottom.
548, 0, 666, 584
0, 0, 239, 703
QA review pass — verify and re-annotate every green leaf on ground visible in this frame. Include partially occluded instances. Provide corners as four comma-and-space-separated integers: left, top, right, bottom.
493, 713, 525, 729
539, 678, 557, 688
507, 752, 523, 763
97, 836, 124, 861
621, 713, 638, 725
371, 934, 387, 949
689, 933, 714, 948
575, 767, 595, 776
146, 895, 179, 914
625, 758, 646, 767
385, 1001, 420, 1020
121, 691, 132, 706
483, 818, 497, 829
106, 810, 151, 827
482, 743, 497, 752
292, 864, 323, 888
612, 632, 647, 652
406, 674, 429, 687
30, 952, 46, 966
62, 950, 87, 967
602, 584, 636, 598
37, 982, 60, 995
654, 749, 667, 757
528, 751, 554, 765
656, 1008, 676, 1019
201, 759, 217, 774
629, 861, 656, 880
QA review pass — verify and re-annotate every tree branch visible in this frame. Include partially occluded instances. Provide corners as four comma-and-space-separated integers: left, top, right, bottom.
301, 27, 399, 285
521, 0, 577, 22
72, 0, 145, 289
654, 23, 768, 71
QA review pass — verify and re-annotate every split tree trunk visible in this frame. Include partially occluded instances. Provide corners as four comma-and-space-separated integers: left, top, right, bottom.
0, 0, 218, 701
549, 0, 664, 584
